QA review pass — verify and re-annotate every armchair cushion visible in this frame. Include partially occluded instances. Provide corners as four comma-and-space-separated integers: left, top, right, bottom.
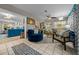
69, 31, 75, 42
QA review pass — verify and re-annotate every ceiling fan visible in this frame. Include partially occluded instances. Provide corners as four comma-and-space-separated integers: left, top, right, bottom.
44, 10, 65, 21
44, 10, 56, 20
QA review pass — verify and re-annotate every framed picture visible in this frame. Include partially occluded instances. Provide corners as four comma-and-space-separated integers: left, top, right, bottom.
40, 22, 45, 29
27, 18, 35, 25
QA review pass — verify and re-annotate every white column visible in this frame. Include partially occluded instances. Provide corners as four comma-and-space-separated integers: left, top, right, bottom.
24, 16, 27, 39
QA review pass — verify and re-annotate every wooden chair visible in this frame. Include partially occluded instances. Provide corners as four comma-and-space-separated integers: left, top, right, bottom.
52, 29, 75, 50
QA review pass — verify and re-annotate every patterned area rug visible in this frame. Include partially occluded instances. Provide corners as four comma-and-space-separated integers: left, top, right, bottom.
12, 43, 41, 55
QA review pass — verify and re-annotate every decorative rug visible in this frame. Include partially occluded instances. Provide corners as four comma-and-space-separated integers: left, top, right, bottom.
12, 43, 41, 55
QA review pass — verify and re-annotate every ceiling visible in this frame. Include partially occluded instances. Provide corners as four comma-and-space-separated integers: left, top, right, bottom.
11, 4, 73, 20
0, 4, 73, 21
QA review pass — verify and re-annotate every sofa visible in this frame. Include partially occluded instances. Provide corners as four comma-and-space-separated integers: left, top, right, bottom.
8, 29, 24, 37
27, 29, 43, 42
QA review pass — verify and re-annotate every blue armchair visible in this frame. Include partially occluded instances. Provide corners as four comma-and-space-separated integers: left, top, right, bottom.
27, 29, 43, 42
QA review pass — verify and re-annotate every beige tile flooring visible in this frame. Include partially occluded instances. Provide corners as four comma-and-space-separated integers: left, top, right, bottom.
0, 36, 76, 55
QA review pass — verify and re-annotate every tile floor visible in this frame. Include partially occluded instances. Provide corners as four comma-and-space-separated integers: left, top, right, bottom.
0, 36, 76, 55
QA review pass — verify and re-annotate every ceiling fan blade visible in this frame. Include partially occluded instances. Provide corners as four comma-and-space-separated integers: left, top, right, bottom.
51, 17, 57, 19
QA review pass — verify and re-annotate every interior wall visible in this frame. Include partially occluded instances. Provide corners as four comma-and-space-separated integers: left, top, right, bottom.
67, 4, 79, 54
67, 13, 74, 31
73, 5, 79, 55
73, 5, 79, 54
